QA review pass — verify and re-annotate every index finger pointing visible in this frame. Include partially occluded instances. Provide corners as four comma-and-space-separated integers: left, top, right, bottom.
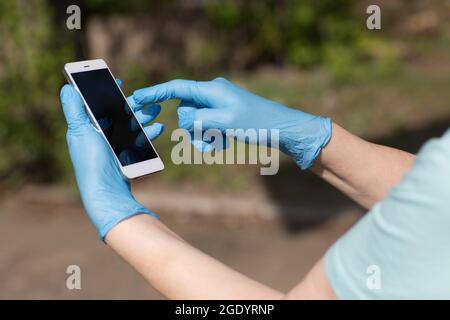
133, 79, 207, 106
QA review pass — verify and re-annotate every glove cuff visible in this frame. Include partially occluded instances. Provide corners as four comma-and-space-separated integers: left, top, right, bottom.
281, 116, 332, 170
99, 205, 160, 241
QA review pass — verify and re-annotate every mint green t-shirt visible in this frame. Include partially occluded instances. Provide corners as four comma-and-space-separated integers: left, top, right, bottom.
325, 128, 450, 299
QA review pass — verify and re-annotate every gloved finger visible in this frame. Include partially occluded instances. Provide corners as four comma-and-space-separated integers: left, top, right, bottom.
130, 104, 161, 131
195, 108, 226, 131
202, 129, 229, 152
190, 132, 228, 153
118, 80, 137, 117
126, 94, 159, 112
60, 84, 90, 129
189, 135, 228, 152
178, 104, 228, 153
133, 79, 210, 106
192, 139, 213, 153
177, 106, 197, 131
177, 104, 224, 132
136, 123, 164, 146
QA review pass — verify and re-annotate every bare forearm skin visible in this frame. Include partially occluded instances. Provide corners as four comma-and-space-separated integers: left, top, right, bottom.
311, 123, 415, 209
106, 215, 284, 300
106, 215, 337, 299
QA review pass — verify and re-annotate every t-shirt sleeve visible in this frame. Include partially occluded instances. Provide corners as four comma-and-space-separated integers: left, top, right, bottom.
325, 128, 450, 299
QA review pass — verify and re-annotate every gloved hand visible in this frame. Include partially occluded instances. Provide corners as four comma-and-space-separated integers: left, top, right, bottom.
132, 77, 332, 170
59, 82, 162, 240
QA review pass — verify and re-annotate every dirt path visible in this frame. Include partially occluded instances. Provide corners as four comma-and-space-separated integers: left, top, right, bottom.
0, 184, 360, 299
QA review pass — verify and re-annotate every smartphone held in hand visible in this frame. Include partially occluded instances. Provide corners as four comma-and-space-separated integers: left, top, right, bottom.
63, 59, 164, 179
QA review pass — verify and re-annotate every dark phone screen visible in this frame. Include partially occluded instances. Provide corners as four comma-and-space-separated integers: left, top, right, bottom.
71, 68, 157, 165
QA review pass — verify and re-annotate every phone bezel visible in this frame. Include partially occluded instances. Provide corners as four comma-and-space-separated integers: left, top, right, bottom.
63, 59, 164, 179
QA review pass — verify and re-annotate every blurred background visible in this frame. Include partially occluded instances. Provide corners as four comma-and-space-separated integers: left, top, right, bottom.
1, 0, 450, 298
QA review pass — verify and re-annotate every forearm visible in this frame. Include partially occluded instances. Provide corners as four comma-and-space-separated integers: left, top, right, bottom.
311, 123, 415, 208
105, 214, 283, 299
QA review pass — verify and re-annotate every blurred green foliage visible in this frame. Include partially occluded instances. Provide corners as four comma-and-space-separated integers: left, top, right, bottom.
0, 0, 411, 186
84, 0, 399, 80
0, 0, 74, 183
205, 0, 399, 80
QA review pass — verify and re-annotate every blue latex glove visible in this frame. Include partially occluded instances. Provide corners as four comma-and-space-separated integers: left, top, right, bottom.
133, 78, 332, 170
59, 82, 162, 240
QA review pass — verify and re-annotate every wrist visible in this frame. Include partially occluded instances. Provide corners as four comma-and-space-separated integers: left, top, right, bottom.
280, 115, 332, 170
95, 201, 159, 241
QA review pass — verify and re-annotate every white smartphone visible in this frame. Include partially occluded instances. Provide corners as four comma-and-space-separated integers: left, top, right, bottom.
63, 59, 164, 179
